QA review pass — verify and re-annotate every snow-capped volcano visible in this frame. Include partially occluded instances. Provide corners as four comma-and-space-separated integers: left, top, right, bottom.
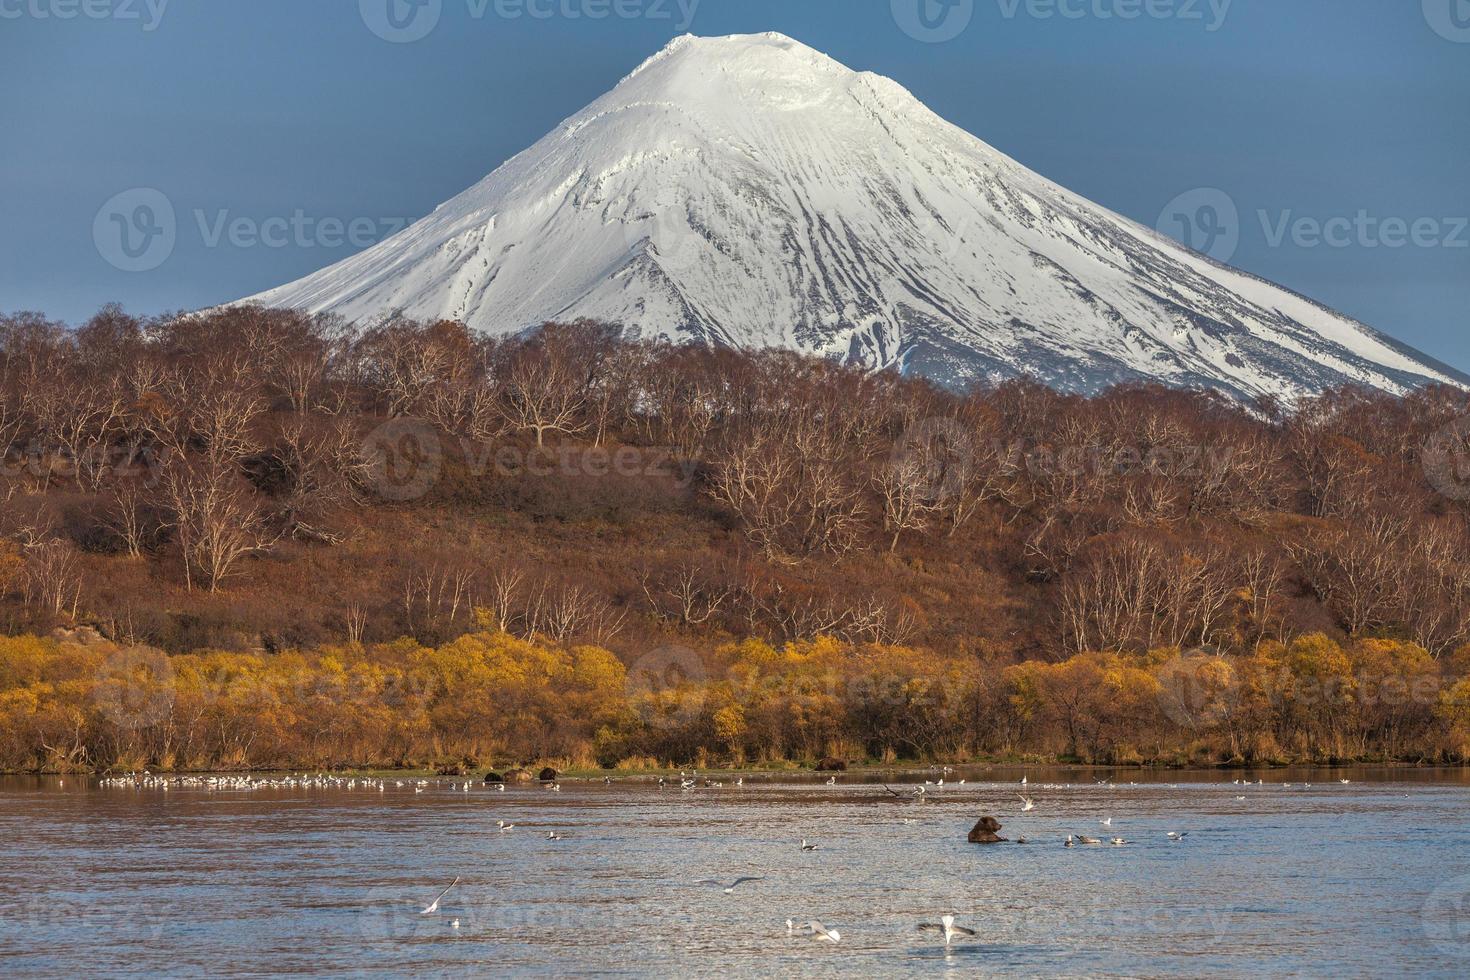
243, 32, 1465, 399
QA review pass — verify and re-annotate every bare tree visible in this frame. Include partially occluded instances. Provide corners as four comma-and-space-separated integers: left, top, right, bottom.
163, 461, 278, 592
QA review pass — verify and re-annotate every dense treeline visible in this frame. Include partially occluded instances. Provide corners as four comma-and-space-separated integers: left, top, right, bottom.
2, 303, 1470, 769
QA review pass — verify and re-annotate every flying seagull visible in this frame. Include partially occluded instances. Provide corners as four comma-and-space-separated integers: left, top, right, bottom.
1018, 793, 1035, 811
1099, 817, 1112, 827
420, 877, 461, 915
918, 914, 976, 946
698, 876, 764, 894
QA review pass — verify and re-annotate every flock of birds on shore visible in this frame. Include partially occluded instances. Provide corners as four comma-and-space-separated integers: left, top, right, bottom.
90, 766, 1363, 948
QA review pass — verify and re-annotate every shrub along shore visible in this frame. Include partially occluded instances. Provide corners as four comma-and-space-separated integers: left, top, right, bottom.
3, 627, 1469, 773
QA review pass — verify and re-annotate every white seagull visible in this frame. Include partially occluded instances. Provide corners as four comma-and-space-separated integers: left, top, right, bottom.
1018, 794, 1035, 811
497, 820, 514, 832
1167, 831, 1188, 841
800, 839, 819, 851
1099, 817, 1112, 827
420, 877, 460, 915
918, 914, 976, 946
791, 920, 841, 943
698, 876, 764, 894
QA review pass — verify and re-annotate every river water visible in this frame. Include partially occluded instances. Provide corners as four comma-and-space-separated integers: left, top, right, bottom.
1, 768, 1467, 977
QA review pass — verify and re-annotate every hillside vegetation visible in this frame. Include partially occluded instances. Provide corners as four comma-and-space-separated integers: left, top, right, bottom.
2, 304, 1470, 770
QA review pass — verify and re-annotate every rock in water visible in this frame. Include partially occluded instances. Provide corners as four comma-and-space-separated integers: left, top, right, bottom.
968, 816, 1007, 844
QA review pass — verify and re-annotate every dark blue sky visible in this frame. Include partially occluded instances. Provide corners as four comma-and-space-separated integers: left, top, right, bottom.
3, 0, 1467, 370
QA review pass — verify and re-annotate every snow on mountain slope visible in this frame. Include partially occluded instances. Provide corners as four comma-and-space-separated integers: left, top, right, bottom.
241, 32, 1466, 400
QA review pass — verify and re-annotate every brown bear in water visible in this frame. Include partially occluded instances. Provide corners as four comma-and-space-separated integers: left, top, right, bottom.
538, 766, 559, 782
814, 757, 847, 772
967, 816, 1007, 843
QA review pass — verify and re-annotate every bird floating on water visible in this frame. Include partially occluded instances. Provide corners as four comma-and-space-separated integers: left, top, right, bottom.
420, 877, 460, 915
1099, 817, 1112, 827
1167, 831, 1188, 841
918, 914, 976, 946
546, 831, 564, 840
497, 820, 514, 832
790, 920, 841, 943
1109, 837, 1128, 846
800, 839, 819, 851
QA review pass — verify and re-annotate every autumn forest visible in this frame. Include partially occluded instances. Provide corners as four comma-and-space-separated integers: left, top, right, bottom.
3, 304, 1470, 772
